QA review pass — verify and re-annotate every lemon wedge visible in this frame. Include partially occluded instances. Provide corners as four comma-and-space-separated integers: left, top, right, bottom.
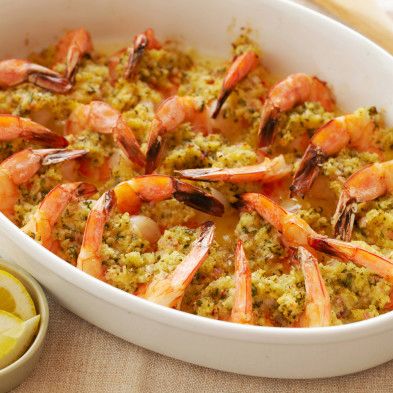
0, 270, 36, 320
0, 310, 23, 334
0, 315, 40, 369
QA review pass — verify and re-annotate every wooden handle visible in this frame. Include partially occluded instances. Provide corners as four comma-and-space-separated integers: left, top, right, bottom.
311, 0, 393, 54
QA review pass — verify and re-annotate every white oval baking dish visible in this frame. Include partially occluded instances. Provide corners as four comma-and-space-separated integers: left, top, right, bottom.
1, 0, 393, 379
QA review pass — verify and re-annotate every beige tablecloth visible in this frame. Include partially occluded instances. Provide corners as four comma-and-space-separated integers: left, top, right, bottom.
13, 296, 393, 393
13, 1, 393, 392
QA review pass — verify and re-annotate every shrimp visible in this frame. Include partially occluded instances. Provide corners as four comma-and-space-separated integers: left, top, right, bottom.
77, 177, 224, 280
23, 182, 96, 252
113, 175, 224, 216
242, 192, 393, 283
290, 108, 377, 198
77, 190, 116, 280
332, 160, 393, 241
143, 221, 215, 308
66, 101, 145, 167
0, 114, 68, 147
295, 247, 331, 327
124, 28, 161, 79
175, 155, 291, 183
0, 148, 87, 217
211, 50, 259, 119
108, 28, 160, 83
258, 73, 335, 147
230, 240, 253, 324
0, 59, 72, 93
54, 28, 93, 81
145, 95, 210, 174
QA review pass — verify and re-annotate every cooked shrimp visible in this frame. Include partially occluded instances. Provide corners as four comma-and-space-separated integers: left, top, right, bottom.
66, 101, 145, 167
55, 28, 93, 81
77, 177, 223, 280
23, 182, 96, 252
175, 155, 291, 183
0, 59, 72, 93
124, 28, 161, 79
230, 240, 253, 324
211, 50, 259, 119
290, 108, 377, 198
258, 73, 335, 147
113, 175, 224, 216
143, 221, 215, 308
295, 247, 331, 327
332, 160, 393, 241
0, 148, 87, 217
242, 192, 393, 282
77, 190, 116, 280
145, 95, 210, 174
108, 28, 160, 83
0, 114, 68, 147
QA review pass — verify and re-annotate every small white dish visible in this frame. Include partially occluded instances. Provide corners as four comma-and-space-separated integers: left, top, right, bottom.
0, 0, 393, 379
0, 260, 49, 393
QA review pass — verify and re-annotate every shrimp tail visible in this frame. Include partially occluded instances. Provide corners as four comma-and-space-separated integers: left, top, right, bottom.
211, 50, 259, 119
124, 34, 148, 79
172, 179, 225, 217
290, 144, 325, 198
55, 28, 93, 82
23, 128, 68, 147
145, 127, 165, 174
231, 240, 253, 324
0, 115, 68, 147
258, 105, 280, 147
27, 69, 72, 94
144, 221, 215, 308
96, 189, 116, 218
309, 237, 393, 283
175, 167, 218, 182
0, 59, 72, 93
332, 192, 357, 241
115, 132, 146, 168
175, 155, 291, 183
77, 189, 116, 280
211, 90, 231, 119
73, 182, 98, 198
38, 148, 88, 165
296, 246, 331, 327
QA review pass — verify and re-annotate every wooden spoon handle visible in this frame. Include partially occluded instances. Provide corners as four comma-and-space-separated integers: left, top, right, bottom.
311, 0, 393, 54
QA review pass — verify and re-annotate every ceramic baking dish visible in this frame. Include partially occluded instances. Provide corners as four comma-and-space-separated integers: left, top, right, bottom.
1, 0, 393, 379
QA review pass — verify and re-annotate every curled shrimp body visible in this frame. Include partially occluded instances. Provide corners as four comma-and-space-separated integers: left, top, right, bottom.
113, 175, 224, 216
77, 177, 223, 280
258, 73, 335, 147
242, 193, 393, 283
77, 190, 116, 280
295, 247, 331, 327
230, 240, 253, 324
143, 221, 215, 308
145, 95, 210, 174
23, 182, 96, 252
290, 108, 377, 198
0, 59, 72, 93
333, 160, 393, 241
211, 50, 259, 119
66, 101, 145, 167
175, 155, 291, 183
0, 148, 87, 217
0, 114, 68, 147
55, 28, 93, 81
